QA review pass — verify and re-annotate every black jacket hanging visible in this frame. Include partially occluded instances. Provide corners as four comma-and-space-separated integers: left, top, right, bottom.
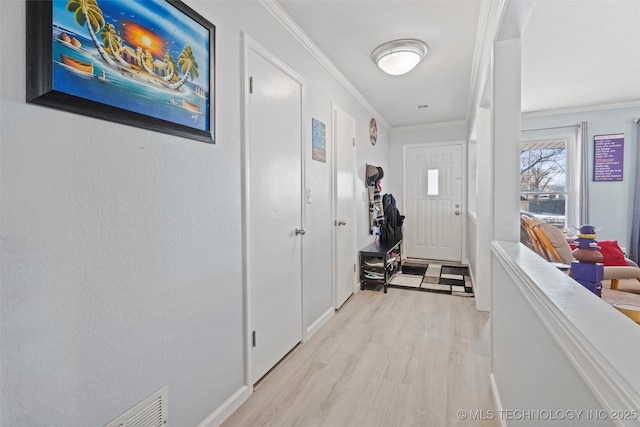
380, 193, 404, 245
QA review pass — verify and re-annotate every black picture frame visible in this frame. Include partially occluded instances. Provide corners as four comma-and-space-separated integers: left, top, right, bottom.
26, 0, 215, 144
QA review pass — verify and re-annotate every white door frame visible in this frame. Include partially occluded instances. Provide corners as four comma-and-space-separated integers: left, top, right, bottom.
241, 34, 308, 388
402, 140, 468, 264
331, 103, 357, 308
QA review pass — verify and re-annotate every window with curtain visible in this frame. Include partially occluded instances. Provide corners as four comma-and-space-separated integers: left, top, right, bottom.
520, 124, 584, 230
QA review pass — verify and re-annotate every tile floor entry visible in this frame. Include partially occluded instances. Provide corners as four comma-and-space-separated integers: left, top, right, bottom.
388, 259, 474, 297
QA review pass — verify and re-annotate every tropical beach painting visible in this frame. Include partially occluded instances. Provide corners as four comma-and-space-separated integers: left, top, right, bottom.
27, 0, 215, 143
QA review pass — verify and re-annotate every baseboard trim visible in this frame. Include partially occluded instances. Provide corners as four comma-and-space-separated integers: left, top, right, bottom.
490, 373, 508, 427
198, 385, 251, 427
467, 264, 482, 312
306, 307, 334, 339
468, 263, 476, 290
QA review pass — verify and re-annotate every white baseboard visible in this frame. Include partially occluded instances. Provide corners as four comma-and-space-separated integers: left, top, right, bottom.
199, 307, 335, 427
468, 263, 491, 313
468, 264, 483, 312
306, 307, 334, 339
468, 263, 476, 290
490, 373, 508, 427
198, 385, 251, 427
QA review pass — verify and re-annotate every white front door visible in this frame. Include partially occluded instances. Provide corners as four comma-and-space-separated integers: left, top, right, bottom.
405, 144, 463, 261
333, 105, 356, 309
247, 45, 303, 383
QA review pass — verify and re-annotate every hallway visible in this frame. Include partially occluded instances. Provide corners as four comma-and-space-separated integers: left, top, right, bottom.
223, 287, 498, 426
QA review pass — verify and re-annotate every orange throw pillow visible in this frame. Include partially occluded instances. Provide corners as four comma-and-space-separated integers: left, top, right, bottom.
597, 240, 629, 266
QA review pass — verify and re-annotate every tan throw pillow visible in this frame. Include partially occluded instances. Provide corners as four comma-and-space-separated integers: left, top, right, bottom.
538, 222, 575, 264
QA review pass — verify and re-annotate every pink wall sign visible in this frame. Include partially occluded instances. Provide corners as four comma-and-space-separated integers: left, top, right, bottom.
593, 134, 624, 182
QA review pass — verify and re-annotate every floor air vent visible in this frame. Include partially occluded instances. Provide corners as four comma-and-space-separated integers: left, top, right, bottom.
105, 386, 168, 427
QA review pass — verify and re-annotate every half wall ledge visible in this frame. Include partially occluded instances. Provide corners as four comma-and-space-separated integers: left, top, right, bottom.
490, 241, 640, 426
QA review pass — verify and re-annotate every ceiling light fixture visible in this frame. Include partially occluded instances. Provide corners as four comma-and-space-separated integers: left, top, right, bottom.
371, 39, 428, 76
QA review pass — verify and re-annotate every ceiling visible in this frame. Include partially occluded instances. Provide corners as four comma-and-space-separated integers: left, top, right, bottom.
277, 0, 640, 129
522, 0, 640, 114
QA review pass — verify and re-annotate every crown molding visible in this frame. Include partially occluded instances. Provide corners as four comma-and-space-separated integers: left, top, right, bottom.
522, 100, 640, 119
259, 0, 390, 130
391, 119, 468, 134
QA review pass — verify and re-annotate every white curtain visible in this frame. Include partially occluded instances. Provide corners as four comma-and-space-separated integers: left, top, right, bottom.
630, 120, 640, 264
578, 121, 589, 226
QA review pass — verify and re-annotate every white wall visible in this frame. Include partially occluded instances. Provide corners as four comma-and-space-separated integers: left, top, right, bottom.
354, 119, 391, 253
471, 107, 492, 312
0, 0, 391, 425
522, 106, 640, 248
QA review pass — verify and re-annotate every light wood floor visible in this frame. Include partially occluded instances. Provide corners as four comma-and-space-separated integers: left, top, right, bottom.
223, 287, 498, 427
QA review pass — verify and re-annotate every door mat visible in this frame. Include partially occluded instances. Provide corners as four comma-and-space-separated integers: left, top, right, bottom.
400, 265, 428, 276
389, 262, 473, 297
388, 274, 423, 288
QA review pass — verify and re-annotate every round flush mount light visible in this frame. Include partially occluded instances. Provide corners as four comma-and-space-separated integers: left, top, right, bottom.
371, 39, 428, 76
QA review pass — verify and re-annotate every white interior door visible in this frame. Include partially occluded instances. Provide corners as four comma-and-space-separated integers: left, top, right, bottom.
405, 144, 463, 261
247, 46, 303, 383
333, 105, 356, 309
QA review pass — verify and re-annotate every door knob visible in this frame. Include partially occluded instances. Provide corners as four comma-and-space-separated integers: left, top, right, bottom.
455, 210, 461, 216
295, 227, 306, 235
338, 220, 346, 226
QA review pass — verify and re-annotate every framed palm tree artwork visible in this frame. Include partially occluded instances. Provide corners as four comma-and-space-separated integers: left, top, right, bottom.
26, 0, 215, 144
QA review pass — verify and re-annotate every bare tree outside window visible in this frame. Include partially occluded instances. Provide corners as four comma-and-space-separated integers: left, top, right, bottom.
520, 148, 565, 193
520, 142, 567, 227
